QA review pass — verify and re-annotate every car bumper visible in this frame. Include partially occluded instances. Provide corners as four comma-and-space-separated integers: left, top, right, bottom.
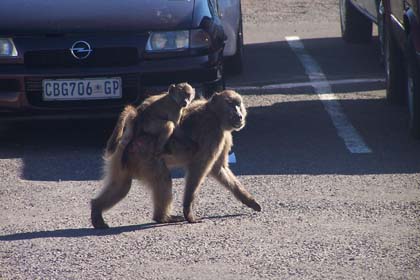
0, 55, 223, 119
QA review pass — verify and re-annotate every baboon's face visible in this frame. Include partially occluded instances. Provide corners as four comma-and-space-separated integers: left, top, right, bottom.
211, 90, 247, 131
169, 83, 196, 108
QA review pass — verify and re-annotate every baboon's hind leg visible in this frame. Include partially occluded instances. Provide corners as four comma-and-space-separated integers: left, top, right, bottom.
91, 173, 132, 229
211, 165, 261, 212
144, 160, 183, 223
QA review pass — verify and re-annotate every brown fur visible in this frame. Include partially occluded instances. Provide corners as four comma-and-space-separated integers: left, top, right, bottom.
107, 83, 195, 161
136, 82, 195, 154
91, 90, 261, 228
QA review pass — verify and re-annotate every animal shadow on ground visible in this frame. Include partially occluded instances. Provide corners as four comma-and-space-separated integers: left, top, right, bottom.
0, 214, 245, 241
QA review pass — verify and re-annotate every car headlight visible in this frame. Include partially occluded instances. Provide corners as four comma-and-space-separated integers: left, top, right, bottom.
145, 30, 209, 52
0, 38, 18, 57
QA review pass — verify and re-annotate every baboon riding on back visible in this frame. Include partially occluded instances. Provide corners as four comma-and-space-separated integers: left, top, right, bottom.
91, 87, 261, 229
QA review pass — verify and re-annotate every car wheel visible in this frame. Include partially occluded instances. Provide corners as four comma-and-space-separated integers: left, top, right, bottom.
225, 5, 243, 75
203, 79, 225, 99
339, 0, 372, 43
384, 22, 406, 104
406, 35, 420, 138
203, 66, 226, 98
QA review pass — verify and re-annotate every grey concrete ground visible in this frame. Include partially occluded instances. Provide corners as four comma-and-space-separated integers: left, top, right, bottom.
1, 0, 420, 279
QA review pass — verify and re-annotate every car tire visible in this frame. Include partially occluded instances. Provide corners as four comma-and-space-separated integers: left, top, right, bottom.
225, 6, 244, 75
384, 22, 406, 104
339, 0, 372, 43
405, 35, 420, 138
203, 69, 225, 99
203, 80, 225, 99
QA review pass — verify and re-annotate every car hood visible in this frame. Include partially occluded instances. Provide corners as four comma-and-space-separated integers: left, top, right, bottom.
0, 0, 195, 35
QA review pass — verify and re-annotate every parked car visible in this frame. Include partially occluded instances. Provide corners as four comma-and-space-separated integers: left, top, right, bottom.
0, 0, 243, 120
219, 0, 244, 75
339, 0, 420, 138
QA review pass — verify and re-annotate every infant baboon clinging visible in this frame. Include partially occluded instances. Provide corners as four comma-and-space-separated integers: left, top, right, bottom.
91, 90, 261, 229
106, 82, 196, 160
136, 82, 195, 155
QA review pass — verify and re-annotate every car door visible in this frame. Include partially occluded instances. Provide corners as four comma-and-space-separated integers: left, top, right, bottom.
363, 0, 379, 21
390, 0, 405, 23
389, 0, 406, 45
352, 0, 378, 21
218, 0, 241, 57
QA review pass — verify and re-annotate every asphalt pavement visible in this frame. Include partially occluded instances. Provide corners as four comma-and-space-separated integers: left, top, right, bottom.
1, 1, 419, 279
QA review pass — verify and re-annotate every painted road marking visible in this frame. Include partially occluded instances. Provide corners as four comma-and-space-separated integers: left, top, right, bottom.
286, 36, 372, 154
228, 152, 237, 164
229, 78, 385, 93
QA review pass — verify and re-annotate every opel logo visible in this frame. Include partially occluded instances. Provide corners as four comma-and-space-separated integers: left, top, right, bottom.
70, 41, 92, 60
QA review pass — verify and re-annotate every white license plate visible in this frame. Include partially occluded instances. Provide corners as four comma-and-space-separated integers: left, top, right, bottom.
42, 78, 122, 101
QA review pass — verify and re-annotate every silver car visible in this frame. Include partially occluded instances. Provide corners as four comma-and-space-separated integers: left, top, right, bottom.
219, 0, 244, 74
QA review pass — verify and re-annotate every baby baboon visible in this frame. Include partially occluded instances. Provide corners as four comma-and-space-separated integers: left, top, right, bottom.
137, 83, 195, 155
91, 90, 261, 228
112, 83, 195, 157
104, 83, 196, 168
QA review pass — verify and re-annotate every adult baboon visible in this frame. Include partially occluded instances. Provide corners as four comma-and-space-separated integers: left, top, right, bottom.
92, 83, 195, 228
91, 90, 261, 228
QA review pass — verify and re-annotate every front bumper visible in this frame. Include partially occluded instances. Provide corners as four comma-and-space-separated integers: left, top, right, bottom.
0, 55, 223, 119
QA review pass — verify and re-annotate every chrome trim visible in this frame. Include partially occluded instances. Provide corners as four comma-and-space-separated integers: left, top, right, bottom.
70, 41, 92, 60
390, 14, 405, 30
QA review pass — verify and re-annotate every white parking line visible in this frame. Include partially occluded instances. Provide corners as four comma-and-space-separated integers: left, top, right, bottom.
286, 36, 372, 154
229, 78, 384, 92
228, 152, 237, 164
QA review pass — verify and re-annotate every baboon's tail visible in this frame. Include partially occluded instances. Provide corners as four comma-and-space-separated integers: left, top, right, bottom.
105, 105, 138, 158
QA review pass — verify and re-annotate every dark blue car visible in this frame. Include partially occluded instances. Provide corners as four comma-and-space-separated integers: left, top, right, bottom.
0, 0, 236, 120
340, 0, 420, 138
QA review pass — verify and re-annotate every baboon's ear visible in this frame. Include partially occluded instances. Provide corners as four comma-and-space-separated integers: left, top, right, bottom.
214, 91, 225, 99
169, 84, 176, 92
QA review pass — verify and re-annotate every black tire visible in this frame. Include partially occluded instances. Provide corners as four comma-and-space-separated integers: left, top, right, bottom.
405, 35, 420, 138
224, 6, 244, 75
203, 72, 225, 99
339, 0, 373, 43
384, 21, 406, 104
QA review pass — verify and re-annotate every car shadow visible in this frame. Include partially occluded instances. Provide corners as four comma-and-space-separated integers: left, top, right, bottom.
0, 119, 114, 181
0, 214, 246, 241
232, 97, 420, 175
226, 36, 384, 93
1, 94, 418, 181
0, 36, 414, 181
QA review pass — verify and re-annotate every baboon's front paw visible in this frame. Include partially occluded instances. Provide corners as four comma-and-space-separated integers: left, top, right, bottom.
183, 208, 202, 223
91, 215, 110, 229
186, 216, 202, 223
248, 200, 262, 212
154, 215, 184, 224
168, 215, 185, 223
91, 208, 109, 229
92, 220, 110, 229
